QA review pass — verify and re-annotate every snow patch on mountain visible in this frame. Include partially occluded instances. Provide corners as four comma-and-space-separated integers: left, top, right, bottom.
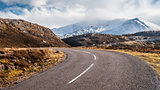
102, 18, 160, 35
52, 18, 160, 38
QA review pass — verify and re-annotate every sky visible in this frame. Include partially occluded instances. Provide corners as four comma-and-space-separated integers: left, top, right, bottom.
0, 0, 160, 28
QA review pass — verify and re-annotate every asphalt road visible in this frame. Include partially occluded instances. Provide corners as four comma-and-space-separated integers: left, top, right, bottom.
5, 48, 159, 90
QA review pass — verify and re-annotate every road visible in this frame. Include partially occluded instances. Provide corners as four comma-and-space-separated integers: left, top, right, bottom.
5, 48, 159, 90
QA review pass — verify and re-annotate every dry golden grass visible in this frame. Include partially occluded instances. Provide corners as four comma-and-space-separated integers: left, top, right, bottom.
0, 48, 65, 88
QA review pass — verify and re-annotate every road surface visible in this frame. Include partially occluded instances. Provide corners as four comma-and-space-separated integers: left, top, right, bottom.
4, 48, 159, 90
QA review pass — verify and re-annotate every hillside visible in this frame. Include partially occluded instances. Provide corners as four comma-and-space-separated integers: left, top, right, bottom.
126, 31, 160, 36
63, 33, 160, 53
0, 18, 68, 47
62, 33, 130, 47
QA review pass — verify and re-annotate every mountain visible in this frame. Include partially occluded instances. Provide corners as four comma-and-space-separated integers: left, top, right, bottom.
0, 18, 69, 47
52, 19, 126, 38
52, 18, 160, 38
102, 18, 160, 35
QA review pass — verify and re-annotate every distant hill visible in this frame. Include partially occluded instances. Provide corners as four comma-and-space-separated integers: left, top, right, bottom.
62, 33, 160, 53
62, 33, 129, 47
125, 31, 160, 36
0, 18, 69, 48
52, 18, 160, 38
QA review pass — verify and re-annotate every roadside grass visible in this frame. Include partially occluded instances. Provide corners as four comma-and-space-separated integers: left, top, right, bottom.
0, 48, 65, 88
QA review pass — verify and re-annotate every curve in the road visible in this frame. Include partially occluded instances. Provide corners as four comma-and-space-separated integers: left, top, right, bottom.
4, 48, 159, 90
67, 50, 96, 84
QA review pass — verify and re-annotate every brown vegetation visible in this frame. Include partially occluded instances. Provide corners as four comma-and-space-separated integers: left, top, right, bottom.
0, 48, 65, 88
103, 41, 160, 53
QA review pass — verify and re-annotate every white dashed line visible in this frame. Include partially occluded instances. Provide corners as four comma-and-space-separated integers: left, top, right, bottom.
93, 54, 97, 60
82, 51, 97, 60
67, 63, 94, 84
67, 50, 97, 84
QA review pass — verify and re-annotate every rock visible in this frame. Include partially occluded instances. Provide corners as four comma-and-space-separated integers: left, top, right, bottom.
4, 65, 15, 70
0, 64, 5, 71
10, 59, 17, 62
15, 66, 19, 69
55, 51, 60, 53
28, 61, 31, 63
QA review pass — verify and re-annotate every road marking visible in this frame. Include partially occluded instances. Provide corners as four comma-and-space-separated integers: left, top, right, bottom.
72, 50, 80, 52
83, 51, 97, 60
83, 51, 91, 54
67, 63, 94, 84
93, 54, 97, 60
73, 50, 97, 60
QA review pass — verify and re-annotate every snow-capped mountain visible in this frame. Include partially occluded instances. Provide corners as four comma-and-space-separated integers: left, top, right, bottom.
52, 18, 160, 38
101, 18, 160, 35
52, 19, 126, 38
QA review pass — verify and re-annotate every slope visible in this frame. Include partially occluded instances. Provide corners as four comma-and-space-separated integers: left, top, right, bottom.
0, 18, 69, 48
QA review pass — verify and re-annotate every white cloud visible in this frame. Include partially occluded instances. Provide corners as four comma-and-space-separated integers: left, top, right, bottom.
0, 4, 86, 28
30, 0, 48, 7
0, 0, 160, 28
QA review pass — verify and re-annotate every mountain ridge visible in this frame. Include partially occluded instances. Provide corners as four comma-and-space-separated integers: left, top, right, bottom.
52, 18, 160, 38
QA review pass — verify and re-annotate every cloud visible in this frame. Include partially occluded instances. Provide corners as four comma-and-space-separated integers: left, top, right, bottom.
0, 0, 160, 28
30, 0, 48, 7
0, 0, 29, 5
0, 4, 86, 28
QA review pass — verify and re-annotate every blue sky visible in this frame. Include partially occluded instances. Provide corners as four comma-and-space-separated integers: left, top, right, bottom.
0, 0, 160, 28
